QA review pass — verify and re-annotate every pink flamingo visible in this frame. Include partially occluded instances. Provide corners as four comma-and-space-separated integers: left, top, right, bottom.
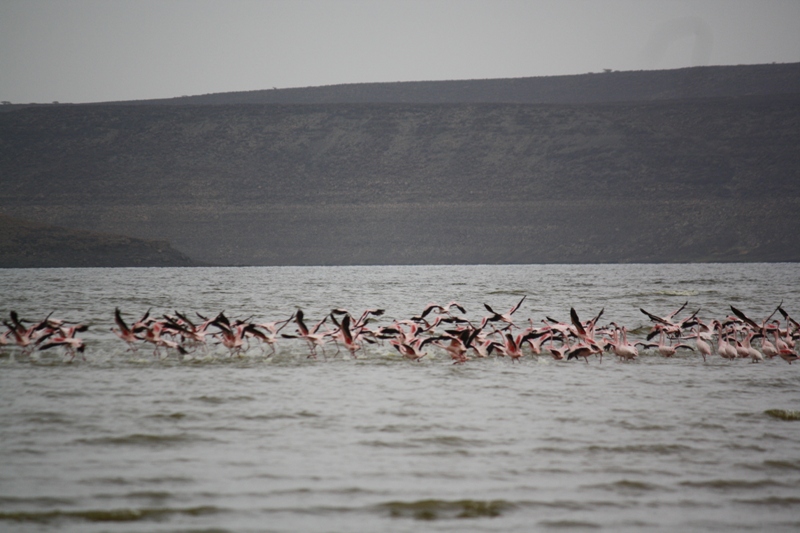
329, 313, 363, 357
411, 302, 465, 322
470, 334, 501, 358
38, 337, 86, 361
568, 308, 604, 363
112, 308, 141, 352
608, 323, 638, 361
392, 335, 437, 362
281, 309, 329, 358
3, 312, 41, 354
567, 339, 603, 363
482, 296, 526, 327
544, 330, 567, 360
38, 326, 88, 361
433, 335, 470, 363
686, 327, 712, 362
139, 321, 187, 357
496, 332, 525, 362
741, 332, 764, 363
778, 348, 799, 364
714, 322, 738, 361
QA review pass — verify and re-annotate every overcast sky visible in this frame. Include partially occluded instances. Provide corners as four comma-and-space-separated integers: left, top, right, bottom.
1, 0, 799, 103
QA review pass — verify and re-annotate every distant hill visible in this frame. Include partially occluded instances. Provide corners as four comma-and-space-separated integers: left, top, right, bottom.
1, 63, 799, 266
110, 62, 800, 105
0, 215, 200, 267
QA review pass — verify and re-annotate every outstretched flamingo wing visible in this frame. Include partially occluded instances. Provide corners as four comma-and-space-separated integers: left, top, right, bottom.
666, 301, 688, 320
509, 296, 526, 315
570, 308, 587, 337
589, 308, 604, 328
640, 308, 669, 325
730, 305, 760, 330
340, 314, 353, 344
114, 308, 131, 334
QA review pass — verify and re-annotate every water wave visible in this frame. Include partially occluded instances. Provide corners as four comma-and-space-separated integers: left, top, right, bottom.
0, 496, 75, 506
146, 412, 188, 420
20, 411, 75, 424
733, 496, 800, 507
679, 478, 786, 490
613, 421, 675, 431
655, 290, 700, 296
242, 410, 319, 420
486, 289, 528, 296
413, 435, 489, 447
724, 442, 768, 452
75, 433, 215, 447
359, 439, 419, 449
377, 498, 513, 520
538, 519, 602, 529
585, 443, 694, 454
0, 505, 221, 524
759, 459, 800, 471
81, 475, 194, 486
192, 395, 255, 404
582, 479, 668, 493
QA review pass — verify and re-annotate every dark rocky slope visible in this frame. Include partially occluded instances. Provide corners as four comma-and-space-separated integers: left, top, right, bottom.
1, 64, 799, 266
0, 215, 199, 267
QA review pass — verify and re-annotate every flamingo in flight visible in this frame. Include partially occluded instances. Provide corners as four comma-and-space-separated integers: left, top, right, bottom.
392, 335, 438, 362
411, 302, 465, 322
482, 296, 526, 327
778, 348, 799, 364
37, 325, 89, 361
281, 309, 329, 358
328, 313, 364, 357
112, 308, 142, 352
641, 302, 699, 340
7, 300, 798, 368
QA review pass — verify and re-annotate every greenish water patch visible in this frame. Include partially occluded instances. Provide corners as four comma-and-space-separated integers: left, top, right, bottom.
680, 478, 784, 490
380, 499, 512, 520
539, 519, 602, 529
765, 409, 800, 421
734, 496, 800, 507
147, 412, 187, 420
74, 432, 215, 447
583, 479, 665, 494
0, 505, 219, 523
761, 459, 800, 471
586, 443, 693, 454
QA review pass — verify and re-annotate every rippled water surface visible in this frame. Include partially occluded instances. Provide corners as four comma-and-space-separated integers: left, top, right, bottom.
2, 264, 800, 532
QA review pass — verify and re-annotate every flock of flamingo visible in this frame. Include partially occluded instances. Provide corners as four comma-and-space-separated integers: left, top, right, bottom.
2, 298, 799, 365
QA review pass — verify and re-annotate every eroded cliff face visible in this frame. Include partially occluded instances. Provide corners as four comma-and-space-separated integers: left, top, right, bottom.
1, 65, 799, 266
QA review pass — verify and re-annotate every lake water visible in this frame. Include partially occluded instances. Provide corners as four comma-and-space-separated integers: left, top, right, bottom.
2, 264, 800, 532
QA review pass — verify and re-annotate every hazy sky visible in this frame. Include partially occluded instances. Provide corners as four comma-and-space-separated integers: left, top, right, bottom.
1, 0, 799, 103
